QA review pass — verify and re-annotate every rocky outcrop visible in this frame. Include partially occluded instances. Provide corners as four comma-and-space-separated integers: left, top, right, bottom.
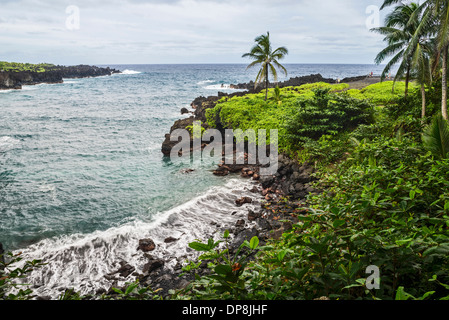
161, 116, 196, 156
137, 238, 156, 252
229, 73, 337, 91
228, 73, 372, 92
0, 65, 120, 90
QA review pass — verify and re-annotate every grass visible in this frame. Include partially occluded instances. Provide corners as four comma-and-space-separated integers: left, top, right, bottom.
0, 61, 56, 73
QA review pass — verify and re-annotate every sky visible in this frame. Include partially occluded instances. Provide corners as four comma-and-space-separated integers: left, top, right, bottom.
0, 0, 391, 65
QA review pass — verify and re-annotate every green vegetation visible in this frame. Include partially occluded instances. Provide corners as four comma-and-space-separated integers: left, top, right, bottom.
285, 88, 374, 143
347, 81, 419, 105
174, 231, 261, 299
182, 82, 449, 300
179, 33, 449, 298
0, 61, 56, 73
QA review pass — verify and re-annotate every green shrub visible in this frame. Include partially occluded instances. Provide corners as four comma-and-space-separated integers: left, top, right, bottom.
175, 230, 262, 300
285, 88, 374, 145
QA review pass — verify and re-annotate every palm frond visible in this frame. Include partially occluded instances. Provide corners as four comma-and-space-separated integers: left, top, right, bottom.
272, 60, 288, 77
269, 63, 278, 83
422, 113, 449, 159
272, 46, 289, 58
380, 0, 403, 10
375, 42, 405, 65
380, 49, 405, 80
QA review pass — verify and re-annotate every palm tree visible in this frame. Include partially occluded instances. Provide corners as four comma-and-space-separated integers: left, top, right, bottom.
433, 0, 449, 120
372, 2, 422, 98
381, 0, 449, 119
242, 32, 288, 101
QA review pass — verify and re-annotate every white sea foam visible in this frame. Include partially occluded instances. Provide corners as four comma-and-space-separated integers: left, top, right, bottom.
197, 80, 214, 85
14, 178, 262, 298
204, 84, 244, 90
0, 85, 42, 93
62, 80, 79, 84
120, 69, 142, 75
21, 85, 41, 91
0, 136, 20, 152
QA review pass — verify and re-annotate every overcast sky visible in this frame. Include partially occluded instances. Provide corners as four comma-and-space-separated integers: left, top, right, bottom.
0, 0, 390, 65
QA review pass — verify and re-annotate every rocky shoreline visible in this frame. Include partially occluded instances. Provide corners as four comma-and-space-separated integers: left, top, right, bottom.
96, 156, 318, 299
0, 65, 120, 90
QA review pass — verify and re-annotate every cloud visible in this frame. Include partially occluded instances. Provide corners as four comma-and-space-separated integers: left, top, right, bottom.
0, 0, 387, 64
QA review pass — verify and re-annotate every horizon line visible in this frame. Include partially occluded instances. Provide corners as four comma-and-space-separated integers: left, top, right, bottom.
94, 62, 385, 66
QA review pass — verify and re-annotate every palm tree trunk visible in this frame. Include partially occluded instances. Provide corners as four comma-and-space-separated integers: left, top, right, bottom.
405, 65, 410, 99
265, 67, 269, 101
442, 45, 448, 120
421, 84, 426, 119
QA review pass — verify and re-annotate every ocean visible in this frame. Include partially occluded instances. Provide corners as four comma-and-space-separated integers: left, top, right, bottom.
0, 63, 386, 297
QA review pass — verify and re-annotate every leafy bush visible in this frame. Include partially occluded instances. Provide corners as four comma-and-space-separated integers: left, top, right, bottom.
176, 230, 262, 300
300, 138, 449, 299
285, 88, 374, 145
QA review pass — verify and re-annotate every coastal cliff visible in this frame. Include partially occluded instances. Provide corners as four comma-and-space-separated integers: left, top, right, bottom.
0, 65, 120, 90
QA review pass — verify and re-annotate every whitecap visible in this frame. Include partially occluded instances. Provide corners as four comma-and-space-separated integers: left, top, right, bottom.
119, 70, 142, 75
204, 84, 245, 90
62, 80, 79, 84
197, 80, 215, 85
0, 136, 20, 152
0, 89, 16, 93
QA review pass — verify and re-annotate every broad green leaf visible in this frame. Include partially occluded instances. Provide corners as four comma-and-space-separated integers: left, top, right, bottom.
112, 288, 124, 295
416, 291, 435, 300
395, 286, 415, 300
188, 242, 211, 252
343, 283, 364, 290
215, 264, 232, 275
249, 236, 259, 250
125, 282, 138, 295
277, 250, 287, 262
333, 220, 346, 228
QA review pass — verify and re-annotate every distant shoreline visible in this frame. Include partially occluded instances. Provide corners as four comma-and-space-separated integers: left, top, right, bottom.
0, 64, 121, 91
